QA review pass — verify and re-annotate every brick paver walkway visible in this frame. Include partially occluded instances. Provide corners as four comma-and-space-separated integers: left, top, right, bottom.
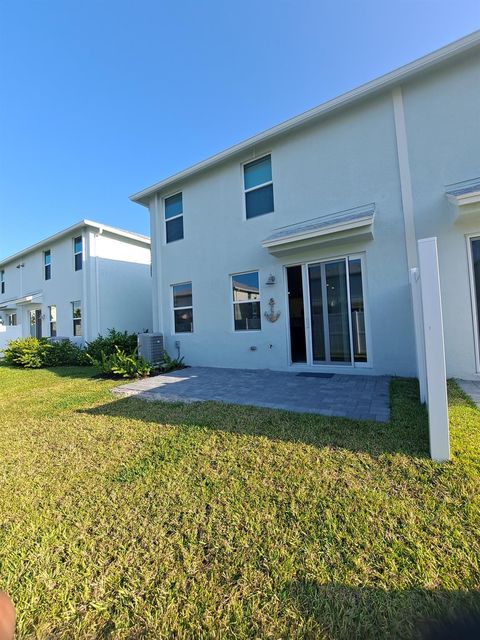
113, 367, 391, 422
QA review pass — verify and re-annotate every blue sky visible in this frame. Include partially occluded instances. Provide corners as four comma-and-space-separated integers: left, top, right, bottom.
1, 0, 479, 258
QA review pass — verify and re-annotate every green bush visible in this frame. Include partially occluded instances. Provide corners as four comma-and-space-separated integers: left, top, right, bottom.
2, 337, 51, 368
2, 337, 88, 368
43, 340, 89, 367
153, 351, 185, 374
86, 329, 138, 361
87, 346, 151, 379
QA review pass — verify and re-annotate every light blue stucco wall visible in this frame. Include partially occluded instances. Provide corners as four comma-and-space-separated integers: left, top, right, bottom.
402, 51, 480, 379
149, 93, 417, 376
148, 47, 480, 378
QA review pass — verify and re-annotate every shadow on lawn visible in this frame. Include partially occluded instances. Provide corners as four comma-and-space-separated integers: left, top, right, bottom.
80, 378, 430, 458
284, 580, 480, 639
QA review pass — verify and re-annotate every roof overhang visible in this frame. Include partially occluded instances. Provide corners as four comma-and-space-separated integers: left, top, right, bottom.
261, 204, 375, 256
446, 179, 480, 222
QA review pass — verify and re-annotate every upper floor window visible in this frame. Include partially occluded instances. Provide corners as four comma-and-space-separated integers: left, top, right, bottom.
172, 282, 193, 332
44, 250, 51, 280
165, 193, 184, 243
74, 236, 83, 271
232, 271, 261, 330
243, 155, 274, 219
0, 270, 4, 294
72, 300, 82, 336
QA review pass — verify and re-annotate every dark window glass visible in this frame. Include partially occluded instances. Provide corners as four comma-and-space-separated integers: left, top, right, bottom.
74, 237, 82, 271
245, 184, 274, 219
165, 193, 183, 219
166, 216, 184, 243
1, 270, 4, 294
232, 272, 260, 301
174, 308, 193, 333
244, 156, 272, 190
173, 283, 192, 308
308, 264, 326, 362
44, 250, 51, 280
72, 301, 81, 336
234, 301, 261, 331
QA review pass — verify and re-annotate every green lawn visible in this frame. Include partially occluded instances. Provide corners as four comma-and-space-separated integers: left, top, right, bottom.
0, 365, 479, 639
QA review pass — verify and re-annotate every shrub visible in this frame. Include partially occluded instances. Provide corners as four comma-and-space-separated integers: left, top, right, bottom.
86, 329, 138, 361
87, 346, 151, 379
2, 337, 88, 368
2, 337, 51, 368
153, 351, 185, 374
43, 340, 89, 367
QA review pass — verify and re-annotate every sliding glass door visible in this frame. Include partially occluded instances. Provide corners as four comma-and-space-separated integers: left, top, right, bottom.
286, 255, 368, 366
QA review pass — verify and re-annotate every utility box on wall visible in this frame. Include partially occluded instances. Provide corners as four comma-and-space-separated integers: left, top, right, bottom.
138, 333, 164, 364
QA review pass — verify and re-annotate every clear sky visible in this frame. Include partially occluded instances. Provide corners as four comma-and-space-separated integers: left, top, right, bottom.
1, 0, 479, 258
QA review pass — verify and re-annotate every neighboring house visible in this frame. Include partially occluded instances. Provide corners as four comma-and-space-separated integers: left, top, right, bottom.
0, 220, 152, 349
131, 32, 480, 380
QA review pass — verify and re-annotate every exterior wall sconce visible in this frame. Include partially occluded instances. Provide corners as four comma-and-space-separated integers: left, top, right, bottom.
265, 274, 276, 285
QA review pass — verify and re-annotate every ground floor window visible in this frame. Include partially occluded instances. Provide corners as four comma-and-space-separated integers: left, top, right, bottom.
172, 283, 193, 333
29, 309, 42, 339
8, 313, 17, 326
49, 305, 57, 337
232, 271, 261, 331
286, 255, 368, 366
72, 301, 82, 336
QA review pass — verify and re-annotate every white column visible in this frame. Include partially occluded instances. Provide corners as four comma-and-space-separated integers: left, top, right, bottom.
418, 237, 450, 462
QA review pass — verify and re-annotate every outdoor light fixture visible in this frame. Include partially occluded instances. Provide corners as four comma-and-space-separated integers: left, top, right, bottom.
265, 274, 276, 285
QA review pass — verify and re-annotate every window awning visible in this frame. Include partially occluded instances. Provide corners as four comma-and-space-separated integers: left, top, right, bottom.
261, 204, 375, 255
14, 292, 43, 306
446, 178, 480, 222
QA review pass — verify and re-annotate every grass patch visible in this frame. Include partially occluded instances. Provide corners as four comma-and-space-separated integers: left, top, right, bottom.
0, 365, 478, 638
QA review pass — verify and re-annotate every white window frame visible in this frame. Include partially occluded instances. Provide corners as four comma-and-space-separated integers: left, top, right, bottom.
282, 252, 372, 369
0, 270, 4, 294
171, 281, 193, 334
164, 192, 184, 244
231, 270, 262, 332
242, 154, 274, 221
73, 236, 83, 271
8, 313, 17, 327
72, 300, 82, 337
466, 233, 480, 373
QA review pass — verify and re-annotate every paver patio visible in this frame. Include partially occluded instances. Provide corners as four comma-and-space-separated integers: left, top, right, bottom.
457, 379, 480, 408
113, 367, 391, 422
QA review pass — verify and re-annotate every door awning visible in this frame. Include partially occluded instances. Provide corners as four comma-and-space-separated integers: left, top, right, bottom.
446, 178, 480, 222
14, 292, 43, 306
261, 204, 375, 255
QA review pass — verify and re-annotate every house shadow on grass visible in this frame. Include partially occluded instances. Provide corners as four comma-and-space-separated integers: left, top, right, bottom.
283, 580, 480, 639
80, 378, 430, 458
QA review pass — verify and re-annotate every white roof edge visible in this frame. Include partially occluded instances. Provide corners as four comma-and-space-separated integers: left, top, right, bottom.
130, 30, 480, 206
0, 219, 150, 268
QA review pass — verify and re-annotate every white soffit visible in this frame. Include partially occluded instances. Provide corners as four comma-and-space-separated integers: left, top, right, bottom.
261, 204, 375, 255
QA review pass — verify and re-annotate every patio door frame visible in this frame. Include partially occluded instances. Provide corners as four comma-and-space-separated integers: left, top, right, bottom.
284, 252, 371, 369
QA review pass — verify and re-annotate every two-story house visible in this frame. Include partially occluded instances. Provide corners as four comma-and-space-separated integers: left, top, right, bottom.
0, 220, 152, 349
130, 32, 480, 380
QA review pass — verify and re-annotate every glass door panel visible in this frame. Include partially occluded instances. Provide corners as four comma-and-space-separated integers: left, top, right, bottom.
348, 258, 367, 362
308, 264, 326, 362
325, 260, 351, 362
286, 265, 307, 363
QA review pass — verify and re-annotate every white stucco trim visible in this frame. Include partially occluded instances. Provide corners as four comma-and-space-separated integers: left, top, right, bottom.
392, 87, 418, 269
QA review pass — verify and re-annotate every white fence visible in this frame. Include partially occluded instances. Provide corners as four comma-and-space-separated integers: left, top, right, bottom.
0, 325, 22, 352
410, 237, 450, 461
